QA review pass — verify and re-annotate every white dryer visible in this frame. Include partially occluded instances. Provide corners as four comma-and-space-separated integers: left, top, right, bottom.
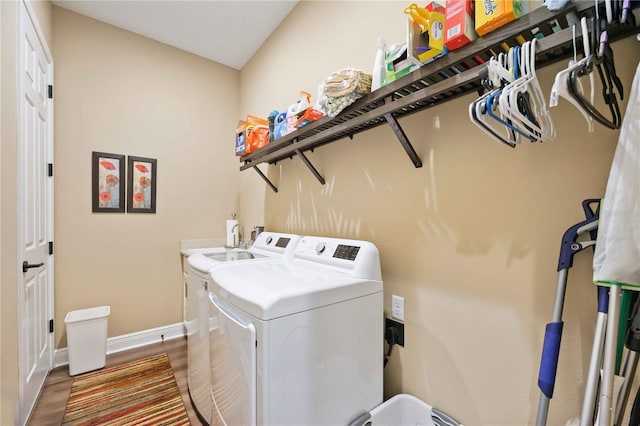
208, 235, 383, 426
185, 232, 301, 424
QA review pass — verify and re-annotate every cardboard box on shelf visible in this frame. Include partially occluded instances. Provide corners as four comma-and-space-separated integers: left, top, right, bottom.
475, 0, 522, 36
444, 0, 477, 50
385, 43, 419, 84
236, 115, 269, 156
406, 1, 448, 65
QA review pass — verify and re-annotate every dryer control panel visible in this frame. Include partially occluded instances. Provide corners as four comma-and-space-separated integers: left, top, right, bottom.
293, 236, 381, 280
250, 232, 301, 258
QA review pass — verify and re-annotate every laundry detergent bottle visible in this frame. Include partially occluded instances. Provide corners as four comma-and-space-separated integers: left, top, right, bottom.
286, 91, 312, 133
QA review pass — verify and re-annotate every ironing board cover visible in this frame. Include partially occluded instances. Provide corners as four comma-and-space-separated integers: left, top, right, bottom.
593, 61, 640, 290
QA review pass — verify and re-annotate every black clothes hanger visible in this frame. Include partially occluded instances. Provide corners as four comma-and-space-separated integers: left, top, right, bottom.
566, 16, 625, 129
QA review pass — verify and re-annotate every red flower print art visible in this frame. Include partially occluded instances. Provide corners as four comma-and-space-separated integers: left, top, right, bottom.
98, 157, 121, 208
128, 157, 155, 212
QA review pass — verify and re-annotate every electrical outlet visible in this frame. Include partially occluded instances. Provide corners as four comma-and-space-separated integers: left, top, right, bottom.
392, 295, 405, 321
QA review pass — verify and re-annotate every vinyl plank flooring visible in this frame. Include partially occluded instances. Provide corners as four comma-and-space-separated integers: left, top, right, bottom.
28, 336, 205, 426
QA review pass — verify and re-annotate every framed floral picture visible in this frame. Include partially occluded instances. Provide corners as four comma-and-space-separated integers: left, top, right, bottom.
127, 156, 157, 213
92, 152, 125, 212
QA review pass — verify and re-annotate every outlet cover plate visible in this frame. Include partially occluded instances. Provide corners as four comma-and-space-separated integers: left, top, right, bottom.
392, 295, 405, 321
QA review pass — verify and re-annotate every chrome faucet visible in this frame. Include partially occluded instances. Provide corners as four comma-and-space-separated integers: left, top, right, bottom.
231, 223, 244, 248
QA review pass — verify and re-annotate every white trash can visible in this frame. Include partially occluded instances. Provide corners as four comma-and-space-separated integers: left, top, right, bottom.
64, 306, 110, 376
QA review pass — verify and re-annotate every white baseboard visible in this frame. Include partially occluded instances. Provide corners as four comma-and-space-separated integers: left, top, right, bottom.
53, 322, 185, 369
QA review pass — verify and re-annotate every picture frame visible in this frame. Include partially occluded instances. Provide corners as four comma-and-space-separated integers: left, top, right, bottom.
92, 151, 125, 213
127, 156, 157, 213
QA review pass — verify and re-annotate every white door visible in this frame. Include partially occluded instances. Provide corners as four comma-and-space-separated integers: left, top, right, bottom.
17, 1, 54, 424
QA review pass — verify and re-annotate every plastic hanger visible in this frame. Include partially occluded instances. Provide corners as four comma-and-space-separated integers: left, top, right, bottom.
470, 44, 547, 146
486, 90, 538, 142
469, 61, 520, 148
505, 41, 548, 141
621, 0, 635, 25
549, 17, 595, 132
500, 40, 555, 142
469, 91, 518, 148
567, 15, 624, 129
483, 53, 538, 141
490, 45, 542, 142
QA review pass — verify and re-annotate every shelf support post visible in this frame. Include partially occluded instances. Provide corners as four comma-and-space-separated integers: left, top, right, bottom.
384, 113, 422, 168
252, 166, 278, 193
295, 149, 325, 185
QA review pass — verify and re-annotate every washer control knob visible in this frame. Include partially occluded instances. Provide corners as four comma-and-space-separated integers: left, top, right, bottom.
315, 242, 326, 255
265, 236, 273, 245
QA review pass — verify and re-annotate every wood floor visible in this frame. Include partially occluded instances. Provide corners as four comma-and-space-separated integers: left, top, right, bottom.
28, 336, 206, 426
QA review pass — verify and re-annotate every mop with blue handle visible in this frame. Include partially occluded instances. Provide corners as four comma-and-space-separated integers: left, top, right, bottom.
536, 199, 600, 426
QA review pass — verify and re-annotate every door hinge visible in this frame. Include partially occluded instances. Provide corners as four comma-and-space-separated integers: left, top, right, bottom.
48, 163, 53, 177
48, 241, 53, 255
48, 85, 53, 99
49, 319, 54, 333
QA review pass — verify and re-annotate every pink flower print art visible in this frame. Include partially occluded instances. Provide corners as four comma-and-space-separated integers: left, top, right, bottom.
127, 156, 156, 213
98, 160, 120, 208
132, 162, 151, 209
92, 152, 125, 212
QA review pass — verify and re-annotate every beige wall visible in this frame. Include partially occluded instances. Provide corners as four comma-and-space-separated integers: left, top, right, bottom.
1, 1, 53, 423
52, 7, 240, 342
241, 2, 640, 424
30, 0, 52, 45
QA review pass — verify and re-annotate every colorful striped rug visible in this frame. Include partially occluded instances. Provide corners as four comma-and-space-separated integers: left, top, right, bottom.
62, 353, 191, 425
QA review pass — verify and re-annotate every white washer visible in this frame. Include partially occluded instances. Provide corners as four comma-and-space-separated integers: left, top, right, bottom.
185, 232, 301, 424
208, 235, 383, 426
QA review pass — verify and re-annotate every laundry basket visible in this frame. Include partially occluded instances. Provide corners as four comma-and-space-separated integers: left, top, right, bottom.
65, 306, 110, 376
352, 394, 462, 426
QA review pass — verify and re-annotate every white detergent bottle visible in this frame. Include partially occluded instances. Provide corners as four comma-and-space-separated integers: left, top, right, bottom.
371, 37, 387, 91
286, 91, 312, 133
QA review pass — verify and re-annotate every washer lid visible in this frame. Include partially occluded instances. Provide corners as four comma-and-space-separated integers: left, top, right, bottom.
210, 260, 383, 320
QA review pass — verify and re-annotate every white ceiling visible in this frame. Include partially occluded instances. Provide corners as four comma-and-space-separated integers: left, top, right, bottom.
52, 0, 299, 70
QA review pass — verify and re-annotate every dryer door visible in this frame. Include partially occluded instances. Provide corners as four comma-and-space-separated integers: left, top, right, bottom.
209, 292, 257, 426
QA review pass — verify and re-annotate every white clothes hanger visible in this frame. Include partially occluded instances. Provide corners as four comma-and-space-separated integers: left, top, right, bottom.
549, 17, 595, 132
499, 39, 556, 142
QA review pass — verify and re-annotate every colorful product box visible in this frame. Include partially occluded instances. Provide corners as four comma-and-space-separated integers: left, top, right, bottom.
405, 1, 448, 65
235, 115, 269, 156
245, 125, 269, 155
406, 1, 448, 65
444, 0, 477, 51
235, 121, 247, 156
385, 43, 419, 84
475, 0, 522, 36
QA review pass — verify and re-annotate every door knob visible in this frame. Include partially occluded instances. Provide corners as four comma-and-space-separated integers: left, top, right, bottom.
22, 261, 44, 273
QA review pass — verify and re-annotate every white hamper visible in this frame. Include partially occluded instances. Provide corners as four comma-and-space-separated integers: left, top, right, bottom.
64, 306, 110, 376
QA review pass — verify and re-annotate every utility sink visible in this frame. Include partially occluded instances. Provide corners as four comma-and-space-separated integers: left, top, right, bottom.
185, 246, 260, 261
186, 247, 228, 255
203, 250, 258, 261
